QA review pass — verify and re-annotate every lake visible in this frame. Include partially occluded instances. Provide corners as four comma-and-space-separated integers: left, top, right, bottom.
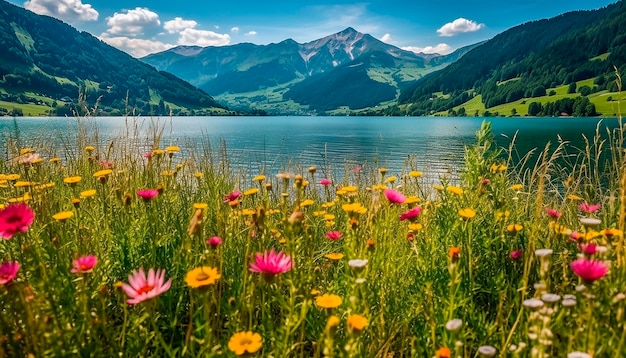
0, 116, 621, 180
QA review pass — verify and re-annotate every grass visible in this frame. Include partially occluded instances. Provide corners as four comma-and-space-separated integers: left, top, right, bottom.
443, 77, 626, 117
0, 100, 53, 116
1, 109, 625, 357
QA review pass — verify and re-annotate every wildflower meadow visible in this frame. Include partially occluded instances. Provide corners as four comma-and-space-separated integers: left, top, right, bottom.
1, 109, 626, 356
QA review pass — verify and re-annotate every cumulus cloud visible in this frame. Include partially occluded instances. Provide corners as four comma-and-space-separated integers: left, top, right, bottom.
24, 0, 98, 23
380, 33, 393, 43
437, 18, 484, 37
231, 26, 239, 34
106, 7, 161, 36
177, 28, 231, 47
245, 31, 257, 36
402, 43, 454, 55
163, 17, 197, 34
99, 33, 173, 58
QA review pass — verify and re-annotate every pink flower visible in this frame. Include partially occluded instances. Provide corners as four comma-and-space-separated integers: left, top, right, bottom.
121, 268, 172, 305
207, 236, 222, 247
100, 160, 114, 169
545, 208, 562, 219
249, 249, 292, 276
71, 255, 98, 274
399, 206, 422, 221
0, 203, 35, 239
326, 231, 342, 240
143, 152, 153, 159
570, 231, 583, 242
353, 166, 363, 173
384, 189, 406, 204
480, 179, 491, 185
510, 250, 523, 260
136, 188, 159, 201
580, 243, 597, 256
223, 191, 242, 203
578, 202, 601, 214
0, 261, 20, 285
570, 258, 608, 284
319, 179, 332, 186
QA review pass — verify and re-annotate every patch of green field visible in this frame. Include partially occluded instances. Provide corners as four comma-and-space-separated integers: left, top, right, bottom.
54, 76, 76, 86
590, 52, 610, 61
11, 22, 34, 52
497, 77, 521, 86
0, 100, 53, 116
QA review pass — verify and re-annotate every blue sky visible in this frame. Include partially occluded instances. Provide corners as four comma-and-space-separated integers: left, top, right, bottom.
7, 0, 617, 58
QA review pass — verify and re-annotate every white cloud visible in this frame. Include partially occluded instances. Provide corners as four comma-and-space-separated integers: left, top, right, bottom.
106, 7, 160, 36
402, 43, 454, 55
380, 33, 393, 43
163, 17, 197, 34
24, 0, 98, 23
99, 33, 173, 57
231, 26, 240, 34
245, 31, 257, 36
177, 28, 231, 47
437, 18, 484, 37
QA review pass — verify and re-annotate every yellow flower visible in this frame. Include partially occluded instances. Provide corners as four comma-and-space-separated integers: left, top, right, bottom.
80, 189, 96, 198
446, 186, 464, 195
152, 149, 165, 156
490, 164, 507, 173
567, 194, 584, 201
495, 210, 510, 220
601, 228, 623, 238
166, 145, 180, 153
384, 176, 397, 184
14, 181, 34, 187
433, 184, 444, 191
193, 203, 208, 209
300, 199, 314, 207
49, 157, 61, 163
228, 331, 262, 356
241, 208, 256, 216
161, 170, 176, 177
244, 188, 259, 196
310, 289, 320, 295
52, 211, 74, 221
509, 184, 523, 191
325, 253, 344, 261
347, 314, 368, 332
194, 172, 203, 178
323, 214, 336, 221
342, 186, 358, 193
322, 202, 335, 208
405, 196, 420, 205
93, 169, 112, 177
507, 224, 524, 233
63, 176, 82, 185
313, 210, 327, 217
325, 315, 340, 334
408, 223, 423, 231
372, 184, 387, 191
185, 267, 221, 288
1, 174, 20, 181
409, 171, 423, 178
252, 175, 266, 182
458, 208, 476, 220
20, 148, 33, 155
85, 146, 95, 152
379, 168, 387, 174
315, 294, 342, 309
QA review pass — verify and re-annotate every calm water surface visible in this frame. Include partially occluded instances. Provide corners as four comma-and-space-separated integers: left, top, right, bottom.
0, 116, 620, 179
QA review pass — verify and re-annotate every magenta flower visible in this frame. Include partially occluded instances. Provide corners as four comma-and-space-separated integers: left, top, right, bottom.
545, 208, 562, 219
578, 202, 601, 214
319, 179, 332, 186
207, 236, 222, 247
399, 206, 422, 221
0, 203, 35, 239
570, 258, 608, 284
510, 250, 523, 260
71, 255, 98, 274
121, 268, 172, 305
100, 160, 114, 169
136, 188, 159, 201
580, 243, 597, 256
384, 189, 406, 204
0, 261, 20, 285
249, 249, 292, 277
326, 231, 342, 240
223, 191, 242, 203
143, 152, 153, 159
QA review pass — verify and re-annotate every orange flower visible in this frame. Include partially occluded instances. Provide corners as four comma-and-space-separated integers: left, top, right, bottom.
347, 314, 368, 333
448, 246, 460, 261
436, 346, 451, 358
315, 294, 342, 309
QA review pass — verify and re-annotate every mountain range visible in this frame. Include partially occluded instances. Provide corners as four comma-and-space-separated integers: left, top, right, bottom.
142, 28, 478, 115
0, 0, 225, 116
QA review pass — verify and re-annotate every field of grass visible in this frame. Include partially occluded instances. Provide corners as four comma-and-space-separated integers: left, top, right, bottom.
1, 115, 625, 357
442, 77, 626, 117
0, 100, 53, 116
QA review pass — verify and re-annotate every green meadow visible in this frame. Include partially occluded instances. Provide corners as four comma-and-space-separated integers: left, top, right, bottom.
0, 106, 625, 357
